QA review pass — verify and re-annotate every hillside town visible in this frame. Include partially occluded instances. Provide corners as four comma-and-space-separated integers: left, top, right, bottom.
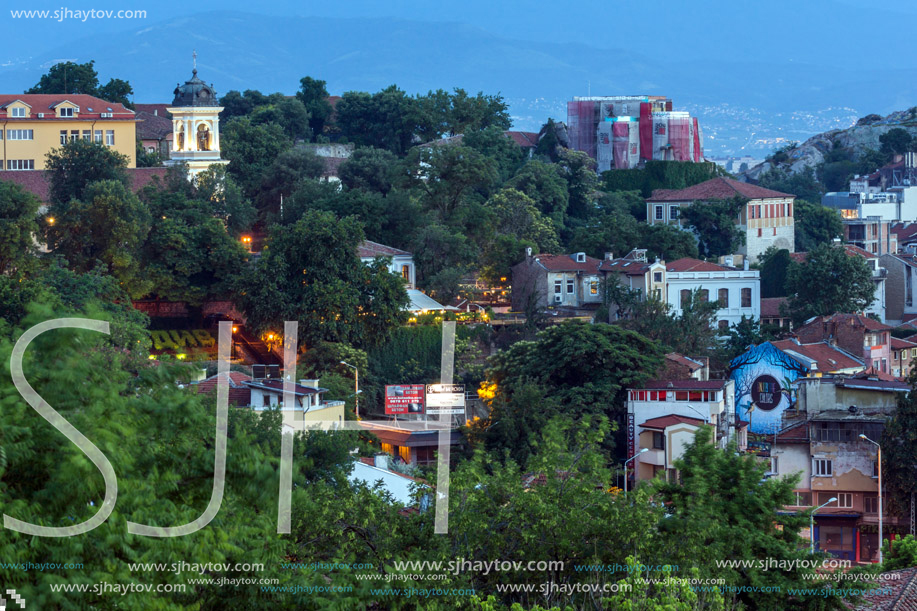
1, 46, 916, 611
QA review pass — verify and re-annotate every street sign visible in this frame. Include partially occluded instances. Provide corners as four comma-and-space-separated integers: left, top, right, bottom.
425, 384, 465, 415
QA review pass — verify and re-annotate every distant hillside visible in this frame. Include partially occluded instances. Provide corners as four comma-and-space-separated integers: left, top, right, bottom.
742, 107, 917, 181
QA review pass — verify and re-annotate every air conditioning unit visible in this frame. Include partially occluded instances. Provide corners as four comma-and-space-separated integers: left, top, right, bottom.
37, 113, 44, 118
554, 295, 563, 304
101, 112, 113, 118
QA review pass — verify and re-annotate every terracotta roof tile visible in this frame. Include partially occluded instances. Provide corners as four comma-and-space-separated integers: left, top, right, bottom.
135, 110, 173, 140
0, 94, 134, 120
771, 339, 864, 372
664, 353, 704, 372
0, 167, 166, 203
134, 103, 171, 118
647, 177, 794, 202
358, 240, 412, 258
760, 297, 788, 318
798, 313, 893, 332
533, 253, 602, 272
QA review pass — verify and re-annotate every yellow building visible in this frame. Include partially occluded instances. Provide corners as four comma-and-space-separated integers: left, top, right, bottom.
0, 94, 136, 170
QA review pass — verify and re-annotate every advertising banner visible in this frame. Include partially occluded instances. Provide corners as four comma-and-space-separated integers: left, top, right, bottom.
385, 384, 425, 415
425, 384, 465, 415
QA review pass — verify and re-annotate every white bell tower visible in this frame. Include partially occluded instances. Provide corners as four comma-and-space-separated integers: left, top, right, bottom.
165, 52, 228, 177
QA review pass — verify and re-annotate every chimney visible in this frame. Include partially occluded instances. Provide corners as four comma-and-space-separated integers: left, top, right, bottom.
525, 246, 532, 258
299, 379, 320, 388
374, 454, 391, 470
743, 259, 749, 271
605, 252, 614, 260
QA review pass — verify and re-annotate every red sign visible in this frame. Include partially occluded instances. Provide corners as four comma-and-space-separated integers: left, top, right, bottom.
385, 385, 425, 415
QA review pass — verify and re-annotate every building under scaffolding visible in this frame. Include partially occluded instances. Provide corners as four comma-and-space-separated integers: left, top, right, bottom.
566, 95, 704, 171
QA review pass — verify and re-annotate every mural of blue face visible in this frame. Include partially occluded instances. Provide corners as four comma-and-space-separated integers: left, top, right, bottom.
729, 343, 808, 434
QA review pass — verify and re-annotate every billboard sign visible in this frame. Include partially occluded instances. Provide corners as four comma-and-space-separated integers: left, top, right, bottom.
425, 384, 465, 415
385, 384, 425, 415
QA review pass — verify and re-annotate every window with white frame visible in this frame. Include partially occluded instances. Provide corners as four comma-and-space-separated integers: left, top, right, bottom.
94, 130, 102, 143
653, 271, 663, 283
60, 130, 67, 145
670, 205, 679, 219
590, 281, 598, 295
6, 129, 33, 140
793, 491, 811, 506
814, 458, 832, 477
554, 280, 562, 294
10, 107, 26, 118
655, 205, 664, 221
566, 279, 574, 294
837, 493, 852, 508
105, 130, 115, 145
82, 130, 91, 141
864, 495, 878, 514
6, 159, 33, 170
59, 107, 74, 118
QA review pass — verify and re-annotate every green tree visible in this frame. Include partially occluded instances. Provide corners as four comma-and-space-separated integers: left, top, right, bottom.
338, 147, 398, 195
883, 376, 917, 521
221, 117, 292, 199
402, 145, 497, 220
506, 160, 570, 231
882, 535, 917, 572
794, 199, 842, 252
680, 196, 745, 258
757, 166, 824, 203
192, 164, 257, 234
759, 246, 791, 297
447, 88, 511, 136
26, 60, 133, 107
219, 89, 256, 119
336, 86, 419, 155
44, 138, 130, 205
134, 138, 161, 168
0, 180, 41, 274
783, 242, 875, 324
605, 556, 725, 611
251, 97, 312, 142
411, 223, 477, 289
482, 321, 663, 461
556, 149, 598, 220
463, 126, 525, 185
140, 185, 249, 304
638, 223, 699, 262
724, 315, 770, 360
654, 427, 852, 610
297, 76, 333, 136
879, 127, 915, 158
256, 147, 326, 216
46, 179, 151, 297
233, 210, 408, 349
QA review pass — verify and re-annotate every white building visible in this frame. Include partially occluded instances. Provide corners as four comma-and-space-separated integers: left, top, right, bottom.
646, 177, 795, 262
164, 64, 229, 177
358, 240, 416, 289
664, 258, 760, 332
626, 379, 741, 484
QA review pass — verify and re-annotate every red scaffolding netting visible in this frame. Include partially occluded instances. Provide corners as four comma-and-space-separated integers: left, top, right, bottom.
612, 121, 630, 169
693, 117, 703, 162
639, 103, 653, 161
652, 113, 670, 161
669, 114, 691, 161
567, 101, 596, 159
597, 121, 614, 172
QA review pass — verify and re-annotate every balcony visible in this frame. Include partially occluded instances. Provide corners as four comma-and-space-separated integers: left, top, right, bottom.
641, 449, 666, 467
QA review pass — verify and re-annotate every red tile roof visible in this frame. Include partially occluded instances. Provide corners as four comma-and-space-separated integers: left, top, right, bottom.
798, 313, 893, 333
640, 414, 705, 430
775, 421, 808, 443
0, 94, 135, 121
533, 253, 602, 272
599, 258, 653, 275
664, 352, 704, 372
891, 337, 917, 350
504, 131, 539, 148
638, 379, 727, 390
0, 167, 167, 203
760, 297, 788, 318
358, 240, 412, 258
134, 103, 171, 119
891, 221, 917, 245
843, 243, 877, 259
195, 371, 252, 406
647, 177, 794, 202
844, 567, 917, 610
665, 258, 729, 272
136, 110, 173, 140
771, 339, 864, 372
244, 379, 321, 395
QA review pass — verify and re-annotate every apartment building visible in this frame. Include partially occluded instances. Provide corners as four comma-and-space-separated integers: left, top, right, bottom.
0, 94, 136, 169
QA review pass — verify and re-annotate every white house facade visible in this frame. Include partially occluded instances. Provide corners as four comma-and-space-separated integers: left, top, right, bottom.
664, 258, 760, 332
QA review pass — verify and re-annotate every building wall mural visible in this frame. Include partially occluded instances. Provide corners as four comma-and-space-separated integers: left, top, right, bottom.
729, 342, 808, 434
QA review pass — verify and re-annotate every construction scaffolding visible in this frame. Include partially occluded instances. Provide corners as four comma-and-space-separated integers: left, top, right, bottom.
567, 101, 597, 160
693, 117, 704, 161
596, 120, 614, 172
612, 117, 639, 169
668, 111, 692, 161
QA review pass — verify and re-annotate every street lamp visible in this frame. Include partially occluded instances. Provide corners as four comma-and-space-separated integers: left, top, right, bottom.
860, 433, 883, 563
340, 361, 359, 419
623, 448, 648, 496
811, 497, 838, 554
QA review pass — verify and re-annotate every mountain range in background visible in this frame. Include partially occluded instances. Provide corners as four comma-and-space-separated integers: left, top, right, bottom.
2, 9, 916, 157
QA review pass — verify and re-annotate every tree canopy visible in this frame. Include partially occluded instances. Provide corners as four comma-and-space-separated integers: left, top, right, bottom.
26, 60, 134, 107
783, 242, 875, 324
